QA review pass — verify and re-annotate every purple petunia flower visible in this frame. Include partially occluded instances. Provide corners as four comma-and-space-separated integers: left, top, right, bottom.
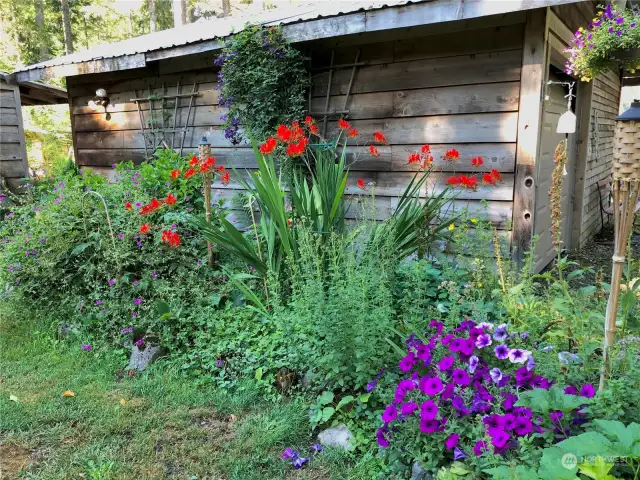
514, 417, 533, 436
453, 447, 467, 460
550, 411, 563, 424
419, 418, 440, 433
558, 351, 581, 364
445, 433, 460, 450
136, 339, 143, 347
381, 404, 398, 423
282, 448, 297, 460
452, 369, 471, 386
616, 17, 624, 24
490, 367, 503, 384
292, 456, 308, 469
521, 332, 528, 340
502, 414, 517, 430
494, 344, 509, 360
400, 401, 419, 416
419, 376, 444, 396
475, 334, 492, 349
311, 444, 323, 453
376, 427, 390, 447
366, 379, 379, 392
420, 400, 438, 420
449, 338, 464, 353
508, 349, 530, 364
438, 356, 455, 371
473, 440, 487, 456
564, 385, 577, 395
468, 355, 479, 374
580, 384, 595, 398
452, 396, 470, 415
493, 324, 508, 341
490, 430, 510, 449
398, 353, 416, 372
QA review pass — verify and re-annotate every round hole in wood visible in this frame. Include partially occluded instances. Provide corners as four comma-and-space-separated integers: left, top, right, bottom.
524, 177, 533, 188
524, 212, 531, 220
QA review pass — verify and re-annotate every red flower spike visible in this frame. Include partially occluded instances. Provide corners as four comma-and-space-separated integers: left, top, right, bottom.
200, 156, 216, 173
139, 223, 151, 235
215, 165, 226, 173
276, 124, 293, 143
459, 175, 478, 190
220, 170, 231, 186
161, 230, 181, 247
369, 145, 380, 157
347, 128, 358, 138
125, 202, 133, 210
170, 169, 181, 179
189, 156, 199, 166
491, 169, 502, 182
357, 178, 366, 190
421, 145, 431, 154
304, 115, 315, 126
373, 131, 387, 144
309, 124, 319, 135
446, 176, 460, 186
482, 173, 497, 185
444, 149, 460, 161
338, 119, 352, 130
166, 193, 177, 205
259, 136, 278, 155
472, 156, 484, 167
184, 168, 197, 179
408, 153, 421, 164
285, 138, 308, 158
140, 198, 163, 215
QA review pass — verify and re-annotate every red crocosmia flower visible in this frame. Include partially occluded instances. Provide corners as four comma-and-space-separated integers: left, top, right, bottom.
170, 169, 181, 179
259, 136, 278, 155
286, 138, 308, 158
139, 223, 151, 235
373, 131, 387, 144
189, 156, 199, 166
357, 178, 366, 190
287, 218, 293, 227
472, 156, 484, 167
184, 168, 197, 179
491, 169, 502, 182
421, 144, 431, 154
369, 145, 380, 157
444, 149, 460, 161
215, 165, 226, 173
220, 170, 231, 186
166, 193, 177, 205
125, 202, 133, 210
291, 121, 305, 141
446, 176, 460, 186
309, 124, 320, 135
459, 175, 478, 189
347, 128, 358, 138
276, 124, 292, 143
200, 156, 216, 173
140, 198, 163, 215
304, 115, 315, 126
408, 153, 421, 164
482, 173, 497, 185
161, 230, 181, 247
338, 119, 351, 130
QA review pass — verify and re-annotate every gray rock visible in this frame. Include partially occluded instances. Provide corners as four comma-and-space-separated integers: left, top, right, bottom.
411, 462, 434, 480
301, 369, 315, 389
317, 424, 354, 450
127, 343, 166, 371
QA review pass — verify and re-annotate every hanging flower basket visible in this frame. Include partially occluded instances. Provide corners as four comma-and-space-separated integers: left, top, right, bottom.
565, 4, 640, 81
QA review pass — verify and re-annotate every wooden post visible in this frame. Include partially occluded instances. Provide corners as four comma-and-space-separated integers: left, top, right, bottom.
512, 8, 548, 263
199, 138, 213, 266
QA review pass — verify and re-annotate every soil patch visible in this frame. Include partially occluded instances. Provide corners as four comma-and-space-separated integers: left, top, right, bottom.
0, 443, 31, 479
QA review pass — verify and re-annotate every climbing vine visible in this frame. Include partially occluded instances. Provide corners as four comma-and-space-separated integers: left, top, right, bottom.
215, 24, 309, 145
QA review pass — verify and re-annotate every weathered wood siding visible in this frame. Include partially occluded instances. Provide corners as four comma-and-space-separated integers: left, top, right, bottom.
69, 23, 523, 228
0, 78, 28, 191
578, 69, 621, 244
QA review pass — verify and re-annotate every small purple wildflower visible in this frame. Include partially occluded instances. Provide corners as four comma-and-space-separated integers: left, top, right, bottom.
311, 444, 323, 453
109, 279, 116, 286
95, 299, 102, 306
81, 344, 92, 352
216, 359, 224, 367
133, 280, 139, 287
526, 355, 536, 372
136, 339, 143, 347
282, 448, 297, 460
134, 298, 143, 305
118, 233, 124, 240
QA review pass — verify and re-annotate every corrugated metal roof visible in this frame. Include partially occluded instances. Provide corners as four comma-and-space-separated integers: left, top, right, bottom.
15, 1, 425, 73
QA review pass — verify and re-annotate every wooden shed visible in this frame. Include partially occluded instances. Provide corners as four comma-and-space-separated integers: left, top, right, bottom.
10, 0, 626, 270
0, 72, 68, 192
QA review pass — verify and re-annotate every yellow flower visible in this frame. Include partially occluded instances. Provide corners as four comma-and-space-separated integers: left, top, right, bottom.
592, 18, 598, 22
448, 224, 455, 231
597, 11, 603, 15
478, 282, 483, 287
470, 218, 478, 224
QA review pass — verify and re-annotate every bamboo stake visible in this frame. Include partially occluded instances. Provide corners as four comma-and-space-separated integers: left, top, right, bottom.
199, 141, 214, 266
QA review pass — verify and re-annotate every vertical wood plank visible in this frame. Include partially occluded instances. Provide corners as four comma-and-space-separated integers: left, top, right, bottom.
512, 8, 548, 262
11, 82, 28, 178
570, 80, 593, 249
67, 78, 80, 167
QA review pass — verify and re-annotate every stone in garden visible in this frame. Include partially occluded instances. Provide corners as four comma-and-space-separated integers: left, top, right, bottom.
127, 343, 165, 371
317, 424, 354, 450
411, 461, 434, 480
302, 369, 315, 389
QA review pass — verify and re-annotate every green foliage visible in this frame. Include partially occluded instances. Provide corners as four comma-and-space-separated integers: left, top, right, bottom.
216, 24, 309, 144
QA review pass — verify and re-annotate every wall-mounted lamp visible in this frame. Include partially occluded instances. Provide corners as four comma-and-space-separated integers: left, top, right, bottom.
546, 80, 576, 134
88, 88, 111, 120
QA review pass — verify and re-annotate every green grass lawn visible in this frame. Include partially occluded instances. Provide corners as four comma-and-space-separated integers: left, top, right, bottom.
0, 314, 376, 479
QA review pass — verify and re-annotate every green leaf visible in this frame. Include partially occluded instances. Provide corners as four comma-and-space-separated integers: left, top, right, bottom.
538, 447, 579, 480
336, 395, 354, 411
557, 432, 612, 458
577, 456, 616, 480
358, 393, 371, 403
155, 300, 171, 316
317, 391, 334, 406
70, 242, 92, 256
255, 367, 263, 381
321, 406, 335, 423
578, 285, 597, 297
594, 419, 638, 450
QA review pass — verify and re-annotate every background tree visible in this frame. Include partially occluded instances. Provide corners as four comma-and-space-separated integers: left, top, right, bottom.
60, 0, 74, 54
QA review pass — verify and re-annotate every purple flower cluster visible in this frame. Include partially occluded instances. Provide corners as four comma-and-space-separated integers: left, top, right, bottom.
81, 344, 92, 352
281, 444, 323, 470
376, 319, 594, 458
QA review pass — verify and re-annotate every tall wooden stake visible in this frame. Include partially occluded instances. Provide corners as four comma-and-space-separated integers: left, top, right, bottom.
199, 140, 214, 266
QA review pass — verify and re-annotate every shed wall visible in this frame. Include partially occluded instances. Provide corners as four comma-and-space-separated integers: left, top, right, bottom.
68, 22, 524, 229
0, 78, 28, 191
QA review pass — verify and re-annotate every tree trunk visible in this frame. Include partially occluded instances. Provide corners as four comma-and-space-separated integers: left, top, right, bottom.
149, 0, 158, 32
221, 0, 231, 17
35, 0, 49, 60
173, 0, 187, 27
60, 0, 74, 54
